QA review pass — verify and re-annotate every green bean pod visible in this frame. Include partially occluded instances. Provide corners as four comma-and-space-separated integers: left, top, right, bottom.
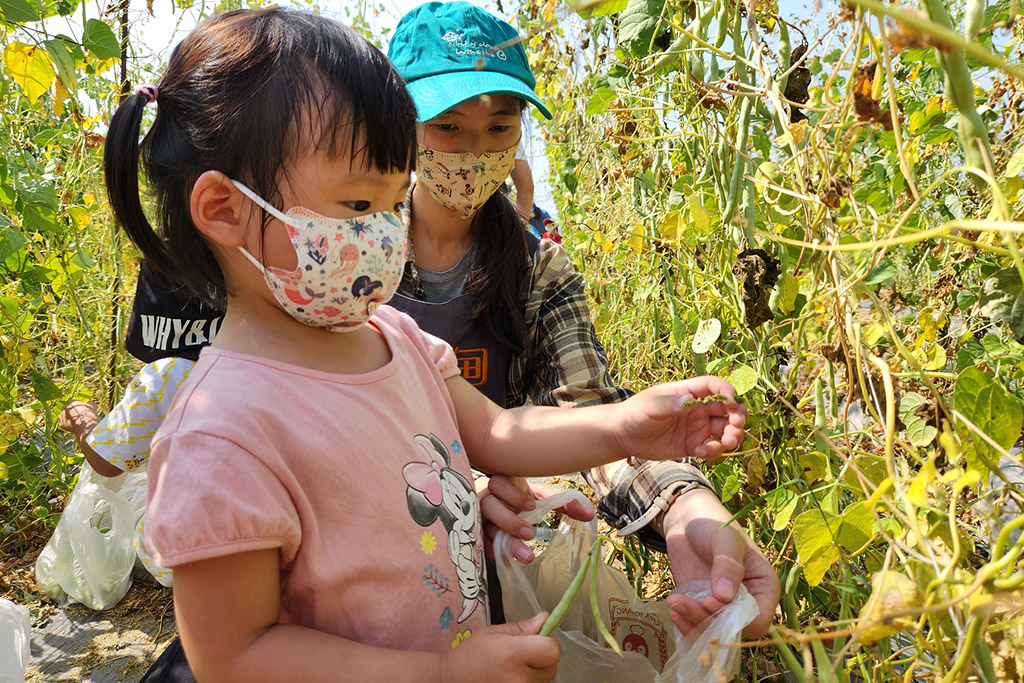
965, 0, 986, 39
721, 2, 753, 226
923, 0, 995, 181
777, 20, 792, 98
588, 542, 621, 654
539, 542, 596, 636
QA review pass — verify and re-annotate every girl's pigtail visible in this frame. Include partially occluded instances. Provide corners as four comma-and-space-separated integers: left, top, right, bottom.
104, 91, 175, 275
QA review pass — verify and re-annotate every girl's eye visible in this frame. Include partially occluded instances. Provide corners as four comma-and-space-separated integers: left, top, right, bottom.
491, 125, 511, 133
435, 123, 456, 132
346, 200, 371, 212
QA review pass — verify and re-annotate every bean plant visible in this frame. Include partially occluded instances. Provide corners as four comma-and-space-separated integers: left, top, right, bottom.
521, 0, 1024, 679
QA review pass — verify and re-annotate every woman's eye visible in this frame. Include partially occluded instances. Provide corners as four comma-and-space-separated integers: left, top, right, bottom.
345, 200, 371, 212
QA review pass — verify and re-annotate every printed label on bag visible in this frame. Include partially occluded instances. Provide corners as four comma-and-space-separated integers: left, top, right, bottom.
607, 598, 669, 668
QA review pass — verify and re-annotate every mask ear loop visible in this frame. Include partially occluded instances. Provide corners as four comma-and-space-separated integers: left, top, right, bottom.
230, 179, 295, 276
231, 179, 294, 226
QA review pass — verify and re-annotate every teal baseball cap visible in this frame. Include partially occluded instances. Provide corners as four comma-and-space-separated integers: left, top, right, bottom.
388, 1, 553, 122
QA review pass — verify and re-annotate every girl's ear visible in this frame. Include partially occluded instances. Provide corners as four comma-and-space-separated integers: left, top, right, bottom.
190, 171, 245, 247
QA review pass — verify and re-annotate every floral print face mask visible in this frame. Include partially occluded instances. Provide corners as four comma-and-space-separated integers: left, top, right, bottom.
232, 180, 408, 332
416, 139, 519, 219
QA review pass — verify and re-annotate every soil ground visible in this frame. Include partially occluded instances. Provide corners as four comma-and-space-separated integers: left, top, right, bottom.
2, 528, 176, 682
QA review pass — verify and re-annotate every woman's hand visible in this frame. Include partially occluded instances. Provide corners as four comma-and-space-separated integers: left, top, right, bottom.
610, 377, 747, 461
478, 476, 594, 562
662, 488, 780, 638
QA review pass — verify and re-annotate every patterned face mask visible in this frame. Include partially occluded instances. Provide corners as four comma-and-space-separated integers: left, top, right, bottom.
416, 139, 519, 219
232, 180, 408, 332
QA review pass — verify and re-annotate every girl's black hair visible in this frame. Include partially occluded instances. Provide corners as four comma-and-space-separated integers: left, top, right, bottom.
104, 9, 417, 306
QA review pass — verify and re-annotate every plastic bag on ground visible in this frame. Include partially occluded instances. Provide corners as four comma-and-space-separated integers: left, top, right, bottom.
35, 461, 138, 610
494, 491, 758, 682
0, 597, 31, 682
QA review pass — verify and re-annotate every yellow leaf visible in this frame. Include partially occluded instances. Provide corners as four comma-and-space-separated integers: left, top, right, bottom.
4, 42, 56, 105
862, 322, 887, 347
925, 95, 943, 116
865, 477, 893, 509
628, 228, 644, 254
857, 570, 920, 643
689, 194, 710, 234
777, 273, 798, 314
83, 192, 96, 205
908, 456, 937, 506
955, 468, 981, 491
788, 120, 808, 145
54, 77, 69, 116
68, 206, 91, 230
657, 210, 682, 242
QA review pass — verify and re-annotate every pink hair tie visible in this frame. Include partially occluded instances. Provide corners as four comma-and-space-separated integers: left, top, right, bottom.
135, 85, 159, 103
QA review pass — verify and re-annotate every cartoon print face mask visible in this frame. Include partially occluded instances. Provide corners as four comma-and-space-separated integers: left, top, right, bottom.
232, 180, 408, 332
416, 139, 519, 219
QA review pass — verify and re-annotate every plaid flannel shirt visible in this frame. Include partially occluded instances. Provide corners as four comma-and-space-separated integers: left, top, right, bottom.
400, 234, 716, 552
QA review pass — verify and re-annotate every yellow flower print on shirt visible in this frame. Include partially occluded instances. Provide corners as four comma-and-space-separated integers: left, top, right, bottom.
451, 629, 472, 649
420, 530, 437, 554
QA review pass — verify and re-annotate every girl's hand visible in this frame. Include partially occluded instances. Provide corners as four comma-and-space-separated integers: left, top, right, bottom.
479, 476, 594, 562
440, 612, 560, 683
58, 400, 99, 442
610, 377, 747, 461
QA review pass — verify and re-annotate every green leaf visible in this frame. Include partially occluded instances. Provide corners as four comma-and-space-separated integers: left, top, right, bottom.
618, 0, 666, 58
82, 18, 120, 60
0, 0, 39, 22
864, 260, 897, 285
792, 508, 841, 586
43, 37, 77, 92
953, 367, 1024, 476
726, 364, 757, 395
837, 502, 875, 554
979, 268, 1024, 341
31, 372, 62, 402
799, 451, 830, 483
899, 391, 938, 447
0, 226, 26, 262
943, 193, 964, 219
584, 86, 615, 116
579, 0, 629, 16
766, 487, 799, 531
691, 318, 721, 354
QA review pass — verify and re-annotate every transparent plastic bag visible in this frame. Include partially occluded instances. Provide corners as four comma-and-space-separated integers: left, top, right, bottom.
35, 461, 137, 610
0, 598, 31, 682
495, 491, 758, 683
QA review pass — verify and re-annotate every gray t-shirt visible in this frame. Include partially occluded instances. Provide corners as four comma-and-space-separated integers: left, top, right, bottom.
415, 246, 477, 303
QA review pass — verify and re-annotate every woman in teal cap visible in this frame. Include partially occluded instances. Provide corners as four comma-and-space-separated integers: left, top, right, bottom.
388, 1, 779, 638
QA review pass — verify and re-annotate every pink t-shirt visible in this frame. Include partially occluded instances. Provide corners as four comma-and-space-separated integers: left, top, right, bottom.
146, 306, 488, 652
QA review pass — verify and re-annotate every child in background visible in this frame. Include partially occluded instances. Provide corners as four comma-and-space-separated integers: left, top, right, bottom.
58, 261, 223, 586
105, 9, 746, 682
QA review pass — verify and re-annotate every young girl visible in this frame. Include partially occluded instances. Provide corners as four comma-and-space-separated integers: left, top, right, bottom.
105, 9, 745, 682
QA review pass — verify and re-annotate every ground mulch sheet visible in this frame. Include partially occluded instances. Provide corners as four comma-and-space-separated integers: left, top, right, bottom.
1, 524, 176, 682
